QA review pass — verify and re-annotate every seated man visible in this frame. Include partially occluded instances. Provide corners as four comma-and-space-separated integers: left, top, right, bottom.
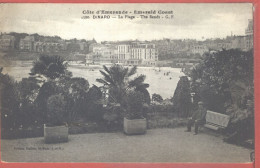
186, 101, 207, 135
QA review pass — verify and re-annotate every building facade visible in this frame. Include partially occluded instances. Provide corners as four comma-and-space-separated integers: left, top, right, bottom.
245, 19, 253, 50
88, 44, 117, 64
34, 41, 66, 53
0, 34, 15, 50
191, 44, 209, 55
19, 36, 35, 51
89, 41, 158, 66
129, 42, 158, 65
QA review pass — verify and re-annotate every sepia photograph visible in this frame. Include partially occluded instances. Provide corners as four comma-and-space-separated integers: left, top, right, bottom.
0, 3, 255, 163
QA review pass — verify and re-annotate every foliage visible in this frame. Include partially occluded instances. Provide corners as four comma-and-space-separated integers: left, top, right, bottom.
46, 94, 67, 126
147, 114, 187, 129
57, 77, 90, 121
125, 90, 145, 119
34, 80, 59, 124
30, 55, 69, 79
34, 76, 91, 123
152, 93, 163, 103
84, 85, 104, 121
172, 76, 192, 117
1, 63, 103, 138
186, 49, 254, 113
0, 67, 20, 129
148, 104, 174, 114
67, 43, 81, 52
96, 64, 150, 112
17, 77, 41, 127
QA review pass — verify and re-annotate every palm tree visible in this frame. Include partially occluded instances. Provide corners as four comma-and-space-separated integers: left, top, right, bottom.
30, 55, 69, 79
96, 64, 150, 107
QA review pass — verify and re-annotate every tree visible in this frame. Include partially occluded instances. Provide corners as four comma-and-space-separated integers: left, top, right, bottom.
35, 76, 91, 123
67, 43, 80, 53
125, 90, 145, 119
0, 67, 20, 129
17, 77, 41, 127
96, 64, 150, 108
30, 55, 69, 79
152, 93, 163, 103
172, 76, 191, 117
84, 85, 104, 121
58, 77, 90, 121
187, 49, 254, 113
34, 81, 59, 124
46, 94, 67, 126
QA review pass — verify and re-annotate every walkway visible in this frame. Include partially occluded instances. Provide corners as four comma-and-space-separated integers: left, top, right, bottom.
1, 127, 252, 162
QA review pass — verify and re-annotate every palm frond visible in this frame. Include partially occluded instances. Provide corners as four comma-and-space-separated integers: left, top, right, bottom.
103, 65, 111, 74
128, 75, 146, 87
96, 78, 109, 85
141, 83, 149, 88
99, 70, 115, 86
127, 66, 137, 77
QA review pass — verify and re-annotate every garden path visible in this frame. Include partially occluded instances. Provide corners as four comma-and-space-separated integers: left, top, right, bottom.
1, 127, 252, 163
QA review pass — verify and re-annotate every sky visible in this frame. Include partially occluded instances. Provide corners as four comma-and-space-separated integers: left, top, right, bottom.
0, 3, 253, 42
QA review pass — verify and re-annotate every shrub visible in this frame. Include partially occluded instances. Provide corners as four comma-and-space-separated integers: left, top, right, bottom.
187, 49, 253, 114
172, 76, 192, 117
17, 77, 41, 127
125, 90, 145, 119
58, 77, 90, 121
84, 85, 104, 121
46, 94, 67, 126
152, 93, 163, 103
0, 69, 20, 129
148, 104, 174, 114
34, 81, 59, 124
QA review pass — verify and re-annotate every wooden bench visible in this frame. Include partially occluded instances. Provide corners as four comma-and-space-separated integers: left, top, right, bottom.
204, 110, 230, 131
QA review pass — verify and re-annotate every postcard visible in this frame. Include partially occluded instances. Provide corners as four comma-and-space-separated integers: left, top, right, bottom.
0, 3, 255, 165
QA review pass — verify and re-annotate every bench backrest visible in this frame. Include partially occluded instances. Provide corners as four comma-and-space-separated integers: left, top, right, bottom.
206, 110, 230, 128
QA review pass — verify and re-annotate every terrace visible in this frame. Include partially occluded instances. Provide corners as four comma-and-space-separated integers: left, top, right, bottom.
1, 127, 252, 162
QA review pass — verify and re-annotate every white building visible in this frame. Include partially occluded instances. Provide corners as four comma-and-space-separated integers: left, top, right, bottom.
89, 41, 158, 66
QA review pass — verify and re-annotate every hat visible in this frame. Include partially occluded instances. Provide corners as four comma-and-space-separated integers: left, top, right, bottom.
198, 101, 204, 105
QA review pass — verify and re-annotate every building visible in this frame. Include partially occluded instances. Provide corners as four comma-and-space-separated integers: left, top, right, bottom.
217, 42, 232, 50
245, 19, 253, 50
116, 43, 132, 64
101, 46, 117, 64
78, 41, 89, 52
191, 44, 209, 55
88, 41, 158, 66
245, 19, 253, 36
20, 35, 68, 53
0, 34, 15, 50
90, 43, 117, 64
19, 36, 35, 51
73, 53, 87, 62
129, 42, 158, 66
231, 36, 247, 50
86, 52, 95, 64
34, 41, 66, 53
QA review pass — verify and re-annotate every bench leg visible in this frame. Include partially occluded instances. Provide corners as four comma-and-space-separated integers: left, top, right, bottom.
187, 119, 194, 131
195, 123, 199, 134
